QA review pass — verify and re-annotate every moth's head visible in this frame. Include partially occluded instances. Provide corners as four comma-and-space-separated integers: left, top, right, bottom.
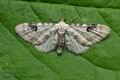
15, 23, 29, 32
55, 19, 68, 29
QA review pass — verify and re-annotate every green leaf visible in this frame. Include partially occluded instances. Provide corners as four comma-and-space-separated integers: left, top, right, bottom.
0, 0, 120, 80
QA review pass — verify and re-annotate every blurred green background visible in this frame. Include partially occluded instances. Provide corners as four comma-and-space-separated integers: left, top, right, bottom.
0, 0, 120, 80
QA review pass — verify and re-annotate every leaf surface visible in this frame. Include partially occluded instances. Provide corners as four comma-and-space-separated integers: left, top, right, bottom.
0, 0, 120, 80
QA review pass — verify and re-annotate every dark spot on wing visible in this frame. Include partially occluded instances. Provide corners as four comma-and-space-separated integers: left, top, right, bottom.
29, 23, 38, 31
87, 24, 97, 32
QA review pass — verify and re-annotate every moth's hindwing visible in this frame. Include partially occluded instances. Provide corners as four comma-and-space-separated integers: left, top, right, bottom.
65, 32, 89, 54
35, 33, 59, 53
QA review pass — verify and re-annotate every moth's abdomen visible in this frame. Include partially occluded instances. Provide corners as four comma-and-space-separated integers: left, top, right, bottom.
56, 33, 65, 55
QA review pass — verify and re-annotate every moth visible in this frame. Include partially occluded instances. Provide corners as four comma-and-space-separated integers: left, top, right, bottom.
15, 19, 110, 55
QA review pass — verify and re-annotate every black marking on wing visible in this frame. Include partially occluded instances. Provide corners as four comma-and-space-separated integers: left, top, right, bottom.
28, 23, 38, 31
86, 24, 97, 32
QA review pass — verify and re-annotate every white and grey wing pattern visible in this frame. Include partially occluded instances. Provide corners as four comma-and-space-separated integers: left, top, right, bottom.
65, 23, 110, 54
15, 23, 54, 45
15, 22, 59, 53
69, 24, 110, 44
15, 19, 110, 55
65, 32, 89, 54
35, 33, 58, 53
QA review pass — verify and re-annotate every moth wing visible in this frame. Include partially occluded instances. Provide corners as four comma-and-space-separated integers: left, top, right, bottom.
35, 33, 58, 53
70, 24, 110, 44
15, 23, 54, 45
65, 32, 89, 54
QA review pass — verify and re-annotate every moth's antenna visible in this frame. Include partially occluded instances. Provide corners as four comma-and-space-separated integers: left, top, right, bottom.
60, 17, 64, 22
69, 15, 78, 23
60, 5, 66, 22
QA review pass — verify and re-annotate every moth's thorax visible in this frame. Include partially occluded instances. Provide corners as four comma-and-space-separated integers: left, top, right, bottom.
55, 20, 69, 35
58, 28, 65, 34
